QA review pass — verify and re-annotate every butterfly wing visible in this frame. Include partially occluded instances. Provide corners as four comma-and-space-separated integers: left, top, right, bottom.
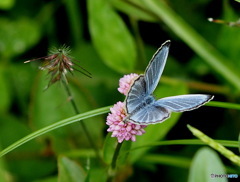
127, 94, 213, 125
145, 40, 170, 95
125, 75, 147, 113
125, 40, 170, 114
127, 104, 170, 125
155, 94, 214, 112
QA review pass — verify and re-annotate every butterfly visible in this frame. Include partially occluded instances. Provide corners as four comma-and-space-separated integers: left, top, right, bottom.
124, 40, 214, 125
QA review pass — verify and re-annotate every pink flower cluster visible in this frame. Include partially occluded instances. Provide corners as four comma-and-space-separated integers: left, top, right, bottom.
118, 73, 139, 95
106, 74, 147, 143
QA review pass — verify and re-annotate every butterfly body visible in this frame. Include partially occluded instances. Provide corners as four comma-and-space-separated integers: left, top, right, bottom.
124, 40, 213, 125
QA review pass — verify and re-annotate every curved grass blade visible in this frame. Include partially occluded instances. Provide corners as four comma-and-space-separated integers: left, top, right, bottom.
188, 125, 240, 166
130, 139, 239, 151
0, 106, 111, 158
206, 101, 240, 110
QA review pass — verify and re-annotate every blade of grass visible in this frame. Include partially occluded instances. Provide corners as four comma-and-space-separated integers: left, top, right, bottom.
188, 125, 240, 166
141, 0, 240, 90
0, 106, 111, 158
130, 139, 239, 152
206, 101, 240, 110
140, 154, 191, 168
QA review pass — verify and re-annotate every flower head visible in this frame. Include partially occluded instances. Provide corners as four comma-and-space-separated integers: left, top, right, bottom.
106, 101, 146, 143
118, 73, 139, 95
24, 45, 91, 88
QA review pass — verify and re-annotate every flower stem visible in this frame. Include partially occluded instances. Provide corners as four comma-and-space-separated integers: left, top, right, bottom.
62, 80, 103, 164
107, 142, 123, 181
111, 142, 123, 170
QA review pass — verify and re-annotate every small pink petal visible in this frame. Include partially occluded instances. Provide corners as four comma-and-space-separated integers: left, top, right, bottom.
131, 135, 136, 142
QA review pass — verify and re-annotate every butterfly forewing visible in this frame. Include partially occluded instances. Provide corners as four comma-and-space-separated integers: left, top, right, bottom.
145, 41, 170, 95
155, 94, 213, 112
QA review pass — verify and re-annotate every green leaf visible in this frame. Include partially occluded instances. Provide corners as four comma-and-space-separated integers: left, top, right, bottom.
188, 147, 227, 182
58, 156, 86, 182
31, 73, 74, 131
33, 176, 58, 182
130, 82, 188, 162
0, 18, 41, 58
111, 0, 158, 22
0, 65, 11, 113
87, 168, 107, 182
0, 154, 10, 182
88, 0, 136, 73
118, 141, 132, 166
9, 158, 56, 181
0, 115, 30, 149
10, 63, 37, 115
0, 0, 14, 9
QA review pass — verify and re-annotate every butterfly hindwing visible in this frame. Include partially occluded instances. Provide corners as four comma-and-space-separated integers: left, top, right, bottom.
128, 104, 170, 125
126, 76, 147, 113
155, 94, 213, 112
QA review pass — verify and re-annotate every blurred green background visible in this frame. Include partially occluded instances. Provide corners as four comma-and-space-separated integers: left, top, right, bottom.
0, 0, 240, 181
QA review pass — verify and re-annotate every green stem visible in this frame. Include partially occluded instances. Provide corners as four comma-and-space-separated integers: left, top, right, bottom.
107, 142, 123, 182
62, 80, 80, 113
111, 142, 123, 170
62, 80, 103, 164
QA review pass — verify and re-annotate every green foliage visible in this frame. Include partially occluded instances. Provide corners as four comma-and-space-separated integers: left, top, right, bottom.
0, 0, 240, 181
188, 147, 227, 182
0, 0, 15, 10
0, 66, 11, 113
103, 133, 117, 164
0, 18, 40, 58
188, 125, 240, 166
58, 156, 86, 182
88, 0, 136, 73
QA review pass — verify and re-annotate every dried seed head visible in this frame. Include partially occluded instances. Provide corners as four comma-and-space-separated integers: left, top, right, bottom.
24, 45, 91, 88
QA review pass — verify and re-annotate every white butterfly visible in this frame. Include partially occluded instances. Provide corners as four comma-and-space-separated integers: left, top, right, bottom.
124, 40, 213, 125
